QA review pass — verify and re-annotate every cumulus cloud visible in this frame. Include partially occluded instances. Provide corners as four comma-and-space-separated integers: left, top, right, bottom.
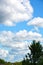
0, 48, 8, 58
27, 17, 43, 27
0, 30, 43, 48
0, 30, 42, 44
16, 30, 42, 40
0, 30, 43, 62
0, 0, 33, 26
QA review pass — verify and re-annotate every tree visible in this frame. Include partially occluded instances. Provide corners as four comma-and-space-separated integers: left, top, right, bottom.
22, 57, 30, 65
28, 40, 42, 65
37, 56, 43, 65
22, 58, 26, 65
0, 59, 5, 64
5, 62, 12, 65
23, 40, 43, 65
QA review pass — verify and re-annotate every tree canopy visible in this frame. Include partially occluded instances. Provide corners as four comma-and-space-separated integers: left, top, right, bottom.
22, 40, 43, 65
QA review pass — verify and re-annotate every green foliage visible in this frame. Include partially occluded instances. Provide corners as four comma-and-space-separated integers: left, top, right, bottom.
28, 40, 42, 65
22, 58, 30, 65
37, 56, 43, 65
14, 62, 22, 65
22, 40, 43, 65
5, 62, 12, 65
0, 59, 5, 64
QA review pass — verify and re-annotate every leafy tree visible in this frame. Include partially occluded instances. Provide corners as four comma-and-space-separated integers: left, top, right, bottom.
22, 58, 25, 65
14, 62, 22, 65
23, 40, 43, 65
0, 59, 5, 64
5, 62, 12, 65
28, 40, 42, 65
22, 58, 30, 65
37, 56, 43, 65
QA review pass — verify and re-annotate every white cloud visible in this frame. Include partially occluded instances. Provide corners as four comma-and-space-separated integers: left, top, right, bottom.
31, 26, 39, 32
27, 17, 43, 27
0, 48, 8, 58
0, 0, 33, 26
0, 30, 43, 62
0, 30, 42, 47
16, 30, 42, 40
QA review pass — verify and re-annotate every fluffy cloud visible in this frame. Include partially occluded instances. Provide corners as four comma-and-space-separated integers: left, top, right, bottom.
0, 30, 43, 49
0, 0, 33, 26
0, 30, 43, 62
16, 30, 42, 40
0, 30, 42, 45
0, 48, 8, 58
27, 17, 43, 27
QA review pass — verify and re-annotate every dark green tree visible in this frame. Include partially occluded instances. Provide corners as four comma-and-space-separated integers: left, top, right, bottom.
28, 40, 42, 65
22, 58, 26, 65
37, 55, 43, 65
0, 59, 5, 64
22, 40, 43, 65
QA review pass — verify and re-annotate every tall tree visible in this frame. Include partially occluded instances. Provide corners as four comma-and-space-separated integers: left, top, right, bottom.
22, 40, 43, 65
28, 40, 42, 65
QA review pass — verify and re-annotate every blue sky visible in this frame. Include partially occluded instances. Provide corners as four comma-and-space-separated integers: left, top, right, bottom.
0, 0, 43, 62
31, 0, 43, 17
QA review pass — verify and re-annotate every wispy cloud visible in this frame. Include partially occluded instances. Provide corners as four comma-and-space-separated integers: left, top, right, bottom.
27, 17, 43, 27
